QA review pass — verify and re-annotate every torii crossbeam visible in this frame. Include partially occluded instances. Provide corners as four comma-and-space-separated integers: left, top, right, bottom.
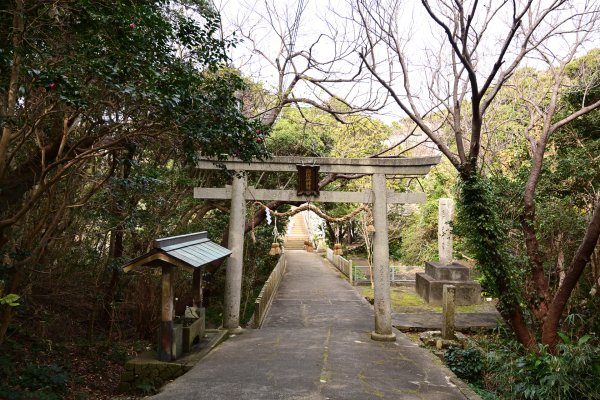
195, 156, 440, 341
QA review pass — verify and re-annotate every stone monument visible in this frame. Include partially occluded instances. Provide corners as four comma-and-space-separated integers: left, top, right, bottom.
415, 198, 481, 306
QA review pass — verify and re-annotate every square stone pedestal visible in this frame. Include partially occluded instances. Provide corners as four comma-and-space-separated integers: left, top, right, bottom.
416, 262, 481, 306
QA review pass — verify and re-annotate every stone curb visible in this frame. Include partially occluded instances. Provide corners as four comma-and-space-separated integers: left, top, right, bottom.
120, 329, 229, 396
178, 329, 228, 369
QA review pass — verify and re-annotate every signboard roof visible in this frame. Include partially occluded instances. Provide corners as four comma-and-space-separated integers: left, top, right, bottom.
123, 232, 231, 273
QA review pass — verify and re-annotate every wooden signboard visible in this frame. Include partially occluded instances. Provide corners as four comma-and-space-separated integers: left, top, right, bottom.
297, 165, 320, 196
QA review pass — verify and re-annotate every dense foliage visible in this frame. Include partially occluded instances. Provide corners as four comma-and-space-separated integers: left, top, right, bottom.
446, 332, 600, 400
0, 0, 271, 344
0, 1, 276, 396
1, 0, 599, 397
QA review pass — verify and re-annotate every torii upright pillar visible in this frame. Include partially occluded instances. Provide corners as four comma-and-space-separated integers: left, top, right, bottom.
370, 173, 396, 341
194, 156, 440, 337
223, 173, 246, 333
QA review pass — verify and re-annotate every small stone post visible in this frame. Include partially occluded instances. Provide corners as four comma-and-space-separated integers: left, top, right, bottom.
438, 198, 454, 265
223, 173, 247, 333
349, 259, 353, 285
370, 173, 396, 342
442, 284, 456, 340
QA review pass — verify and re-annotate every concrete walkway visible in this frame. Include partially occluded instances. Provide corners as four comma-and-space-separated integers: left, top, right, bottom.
151, 251, 470, 399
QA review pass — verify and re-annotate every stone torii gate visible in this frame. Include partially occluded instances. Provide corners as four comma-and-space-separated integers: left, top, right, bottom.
194, 156, 440, 341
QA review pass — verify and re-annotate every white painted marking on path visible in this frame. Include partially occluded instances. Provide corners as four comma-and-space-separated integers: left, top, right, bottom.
445, 376, 457, 387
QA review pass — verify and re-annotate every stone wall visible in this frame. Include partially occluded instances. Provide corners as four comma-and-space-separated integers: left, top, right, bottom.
117, 352, 193, 393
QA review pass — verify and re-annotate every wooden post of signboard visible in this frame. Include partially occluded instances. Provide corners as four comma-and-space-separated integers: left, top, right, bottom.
192, 269, 203, 307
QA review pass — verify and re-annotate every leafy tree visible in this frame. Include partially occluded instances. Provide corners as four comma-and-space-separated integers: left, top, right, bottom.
454, 51, 600, 351
268, 107, 335, 156
329, 116, 390, 159
355, 0, 600, 352
0, 0, 268, 343
398, 161, 456, 265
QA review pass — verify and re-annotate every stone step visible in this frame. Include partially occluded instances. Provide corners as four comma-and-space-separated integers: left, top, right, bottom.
284, 237, 310, 250
284, 243, 307, 249
290, 226, 308, 231
285, 212, 310, 249
284, 240, 309, 245
285, 244, 308, 248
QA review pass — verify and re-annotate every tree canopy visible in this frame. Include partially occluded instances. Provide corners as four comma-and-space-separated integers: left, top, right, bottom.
0, 0, 269, 343
1, 1, 600, 398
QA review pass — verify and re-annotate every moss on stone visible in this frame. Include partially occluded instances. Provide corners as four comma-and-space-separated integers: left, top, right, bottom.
357, 286, 494, 313
118, 358, 186, 393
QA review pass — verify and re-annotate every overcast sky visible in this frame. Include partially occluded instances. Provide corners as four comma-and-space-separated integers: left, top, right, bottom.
214, 0, 600, 125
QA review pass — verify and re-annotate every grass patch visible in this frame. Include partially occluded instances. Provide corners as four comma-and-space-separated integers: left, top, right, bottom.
356, 286, 495, 313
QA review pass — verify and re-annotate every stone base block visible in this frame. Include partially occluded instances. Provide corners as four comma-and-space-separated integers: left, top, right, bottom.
425, 261, 472, 281
419, 330, 468, 348
370, 331, 397, 342
117, 352, 191, 393
415, 273, 481, 306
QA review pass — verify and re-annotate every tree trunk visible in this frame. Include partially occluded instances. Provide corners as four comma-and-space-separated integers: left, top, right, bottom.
103, 225, 124, 328
555, 233, 566, 287
102, 145, 135, 327
507, 306, 538, 352
0, 0, 24, 181
542, 199, 600, 353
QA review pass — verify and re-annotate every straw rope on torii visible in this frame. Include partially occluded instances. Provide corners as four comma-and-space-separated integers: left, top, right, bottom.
194, 155, 440, 339
254, 201, 369, 223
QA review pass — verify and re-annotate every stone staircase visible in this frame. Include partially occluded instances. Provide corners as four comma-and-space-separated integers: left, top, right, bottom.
284, 213, 310, 250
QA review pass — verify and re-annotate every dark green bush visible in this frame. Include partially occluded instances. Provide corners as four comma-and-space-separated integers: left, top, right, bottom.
19, 364, 70, 395
445, 346, 484, 381
0, 387, 22, 400
108, 344, 129, 364
0, 362, 71, 400
482, 335, 600, 400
